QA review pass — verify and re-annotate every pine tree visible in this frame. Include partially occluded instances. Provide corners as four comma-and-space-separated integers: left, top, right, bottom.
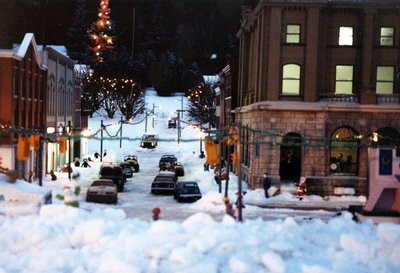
88, 0, 114, 64
66, 0, 92, 64
82, 0, 144, 118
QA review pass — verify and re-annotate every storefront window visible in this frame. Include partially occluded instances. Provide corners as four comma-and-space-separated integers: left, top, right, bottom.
330, 127, 358, 176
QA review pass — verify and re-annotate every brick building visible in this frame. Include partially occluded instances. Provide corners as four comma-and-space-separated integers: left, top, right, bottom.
216, 59, 239, 162
236, 0, 400, 194
0, 33, 47, 178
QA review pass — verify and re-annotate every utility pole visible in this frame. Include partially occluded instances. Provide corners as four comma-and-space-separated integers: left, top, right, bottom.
152, 103, 155, 128
237, 122, 243, 222
120, 116, 123, 148
177, 111, 180, 144
68, 121, 71, 181
38, 136, 43, 186
145, 111, 148, 132
100, 120, 103, 162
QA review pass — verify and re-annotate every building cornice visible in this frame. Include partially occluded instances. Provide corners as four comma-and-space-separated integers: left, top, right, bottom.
235, 101, 400, 114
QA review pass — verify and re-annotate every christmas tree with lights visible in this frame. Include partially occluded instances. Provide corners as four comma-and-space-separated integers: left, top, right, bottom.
89, 0, 114, 63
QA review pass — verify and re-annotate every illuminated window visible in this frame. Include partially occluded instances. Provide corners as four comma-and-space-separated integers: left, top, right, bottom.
335, 65, 353, 94
376, 66, 394, 94
286, 24, 300, 44
330, 127, 358, 176
380, 27, 394, 46
282, 64, 300, 95
339, 26, 353, 46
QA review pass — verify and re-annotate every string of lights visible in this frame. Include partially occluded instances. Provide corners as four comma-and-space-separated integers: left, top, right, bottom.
1, 122, 399, 149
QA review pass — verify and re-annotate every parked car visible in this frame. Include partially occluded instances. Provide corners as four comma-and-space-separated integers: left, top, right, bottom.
168, 117, 177, 128
86, 179, 118, 204
119, 162, 133, 178
159, 154, 177, 168
99, 162, 126, 192
159, 154, 184, 176
140, 133, 158, 148
173, 181, 202, 202
124, 155, 139, 172
151, 172, 177, 194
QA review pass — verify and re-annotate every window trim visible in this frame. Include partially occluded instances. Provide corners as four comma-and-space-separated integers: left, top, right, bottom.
329, 126, 359, 176
286, 24, 301, 44
376, 65, 395, 94
281, 63, 301, 95
380, 26, 394, 46
339, 26, 354, 46
335, 65, 354, 94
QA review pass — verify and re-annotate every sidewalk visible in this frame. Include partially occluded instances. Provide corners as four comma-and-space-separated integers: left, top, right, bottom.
245, 183, 366, 212
247, 199, 365, 212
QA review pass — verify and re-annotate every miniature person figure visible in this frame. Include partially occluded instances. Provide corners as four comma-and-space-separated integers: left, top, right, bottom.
222, 197, 235, 218
234, 191, 246, 219
28, 170, 33, 183
94, 150, 100, 159
59, 164, 72, 173
199, 151, 205, 158
81, 158, 91, 168
50, 170, 57, 181
295, 177, 307, 200
152, 207, 161, 221
74, 157, 80, 167
262, 172, 271, 198
103, 149, 107, 157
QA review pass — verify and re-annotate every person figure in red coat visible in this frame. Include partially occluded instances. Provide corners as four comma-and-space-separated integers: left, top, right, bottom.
222, 197, 235, 218
295, 177, 307, 201
152, 207, 161, 221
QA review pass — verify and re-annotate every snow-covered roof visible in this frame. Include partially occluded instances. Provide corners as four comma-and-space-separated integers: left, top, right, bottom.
1, 33, 44, 69
203, 75, 219, 84
37, 45, 69, 58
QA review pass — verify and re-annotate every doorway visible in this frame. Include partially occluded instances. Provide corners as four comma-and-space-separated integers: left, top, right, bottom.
279, 132, 302, 181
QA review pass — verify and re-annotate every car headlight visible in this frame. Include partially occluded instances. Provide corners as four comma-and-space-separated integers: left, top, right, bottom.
151, 142, 154, 146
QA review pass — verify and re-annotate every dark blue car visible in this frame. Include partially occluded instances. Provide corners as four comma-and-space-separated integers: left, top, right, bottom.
173, 181, 202, 202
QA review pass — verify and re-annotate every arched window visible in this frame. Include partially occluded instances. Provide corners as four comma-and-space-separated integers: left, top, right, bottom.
282, 64, 300, 95
330, 127, 358, 176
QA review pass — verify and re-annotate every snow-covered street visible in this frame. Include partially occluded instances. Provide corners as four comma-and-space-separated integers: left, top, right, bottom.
0, 89, 399, 273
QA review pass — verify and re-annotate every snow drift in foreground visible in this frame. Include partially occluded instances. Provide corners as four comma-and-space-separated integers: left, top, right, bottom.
1, 205, 400, 273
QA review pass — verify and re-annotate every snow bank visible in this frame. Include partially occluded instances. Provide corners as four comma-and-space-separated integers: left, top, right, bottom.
0, 206, 399, 273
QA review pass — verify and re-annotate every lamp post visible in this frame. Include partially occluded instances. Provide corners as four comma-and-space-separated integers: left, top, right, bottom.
68, 121, 72, 181
175, 97, 184, 119
100, 120, 104, 162
199, 131, 205, 158
152, 103, 159, 128
120, 116, 123, 148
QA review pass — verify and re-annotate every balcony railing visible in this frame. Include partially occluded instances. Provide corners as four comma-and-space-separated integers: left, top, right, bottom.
377, 94, 400, 104
319, 93, 359, 103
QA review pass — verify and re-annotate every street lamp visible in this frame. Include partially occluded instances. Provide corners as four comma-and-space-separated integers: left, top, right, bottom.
198, 130, 205, 158
99, 120, 117, 162
152, 103, 160, 128
175, 97, 184, 119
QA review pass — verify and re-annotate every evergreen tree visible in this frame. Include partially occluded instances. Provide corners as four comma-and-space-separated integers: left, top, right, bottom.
81, 0, 144, 118
66, 0, 92, 64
